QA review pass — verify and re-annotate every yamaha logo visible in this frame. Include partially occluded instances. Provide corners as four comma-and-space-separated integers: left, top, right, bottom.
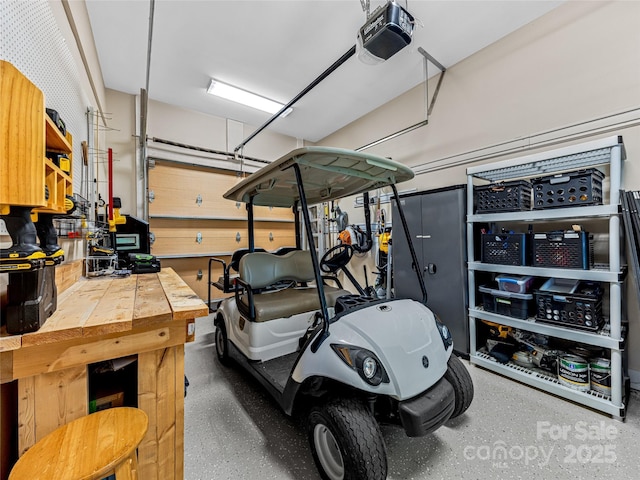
422, 356, 429, 368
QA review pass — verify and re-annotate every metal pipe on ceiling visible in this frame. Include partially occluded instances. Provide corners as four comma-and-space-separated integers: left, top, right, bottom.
234, 45, 357, 153
150, 137, 270, 165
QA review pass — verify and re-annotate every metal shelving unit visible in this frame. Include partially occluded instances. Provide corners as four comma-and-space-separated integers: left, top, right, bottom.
301, 203, 328, 259
466, 135, 626, 418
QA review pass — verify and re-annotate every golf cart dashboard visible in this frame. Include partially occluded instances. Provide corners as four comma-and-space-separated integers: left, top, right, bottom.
331, 294, 387, 322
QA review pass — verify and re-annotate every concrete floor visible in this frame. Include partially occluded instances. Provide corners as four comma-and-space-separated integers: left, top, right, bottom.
184, 315, 640, 480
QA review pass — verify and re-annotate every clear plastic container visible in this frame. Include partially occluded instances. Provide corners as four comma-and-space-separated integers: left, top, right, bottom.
496, 274, 535, 293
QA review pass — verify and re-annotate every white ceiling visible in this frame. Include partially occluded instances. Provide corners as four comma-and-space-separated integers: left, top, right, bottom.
86, 0, 563, 145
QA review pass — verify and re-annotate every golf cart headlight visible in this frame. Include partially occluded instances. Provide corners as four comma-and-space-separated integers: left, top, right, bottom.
435, 317, 453, 351
331, 344, 388, 386
362, 357, 377, 379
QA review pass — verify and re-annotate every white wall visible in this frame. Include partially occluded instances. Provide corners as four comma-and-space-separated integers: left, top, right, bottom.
146, 98, 302, 161
320, 1, 640, 380
321, 1, 639, 186
105, 94, 306, 218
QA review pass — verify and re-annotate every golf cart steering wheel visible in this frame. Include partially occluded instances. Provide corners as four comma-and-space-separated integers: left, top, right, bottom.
320, 244, 354, 273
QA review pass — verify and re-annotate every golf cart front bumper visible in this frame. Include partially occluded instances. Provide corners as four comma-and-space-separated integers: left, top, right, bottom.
398, 376, 455, 437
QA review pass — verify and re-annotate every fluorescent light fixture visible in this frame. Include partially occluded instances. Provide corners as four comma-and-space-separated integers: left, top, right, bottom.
207, 79, 292, 117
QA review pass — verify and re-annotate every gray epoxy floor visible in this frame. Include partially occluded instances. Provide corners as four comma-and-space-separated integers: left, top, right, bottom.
184, 315, 640, 479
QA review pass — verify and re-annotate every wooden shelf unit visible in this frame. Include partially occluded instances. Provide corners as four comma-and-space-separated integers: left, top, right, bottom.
0, 61, 73, 215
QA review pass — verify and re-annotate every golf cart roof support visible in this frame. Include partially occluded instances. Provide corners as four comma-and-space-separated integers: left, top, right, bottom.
292, 163, 330, 346
293, 201, 301, 249
360, 191, 373, 253
247, 199, 255, 251
391, 184, 428, 305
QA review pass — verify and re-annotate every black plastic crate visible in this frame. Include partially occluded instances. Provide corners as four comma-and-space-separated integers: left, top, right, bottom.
481, 233, 532, 266
533, 230, 593, 269
531, 168, 604, 209
474, 180, 532, 213
479, 285, 534, 319
534, 279, 604, 331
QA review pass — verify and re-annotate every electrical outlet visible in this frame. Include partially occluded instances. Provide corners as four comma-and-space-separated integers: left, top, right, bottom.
0, 219, 8, 236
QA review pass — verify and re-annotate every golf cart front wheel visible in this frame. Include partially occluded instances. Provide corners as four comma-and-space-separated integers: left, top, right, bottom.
215, 320, 230, 366
444, 354, 474, 418
307, 398, 387, 480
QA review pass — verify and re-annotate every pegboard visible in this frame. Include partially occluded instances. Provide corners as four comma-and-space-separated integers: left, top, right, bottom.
0, 0, 89, 195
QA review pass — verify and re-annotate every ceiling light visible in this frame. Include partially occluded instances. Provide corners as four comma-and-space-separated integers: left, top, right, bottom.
207, 79, 292, 117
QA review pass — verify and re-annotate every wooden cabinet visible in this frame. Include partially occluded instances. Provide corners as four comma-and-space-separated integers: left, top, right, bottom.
0, 61, 72, 214
0, 60, 45, 210
40, 118, 73, 214
0, 269, 208, 480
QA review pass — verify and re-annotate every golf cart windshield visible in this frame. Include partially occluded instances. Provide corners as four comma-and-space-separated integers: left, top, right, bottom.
224, 146, 414, 206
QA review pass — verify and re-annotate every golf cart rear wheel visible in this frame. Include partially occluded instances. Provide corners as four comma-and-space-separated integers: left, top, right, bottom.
307, 398, 387, 480
215, 321, 230, 366
444, 354, 474, 418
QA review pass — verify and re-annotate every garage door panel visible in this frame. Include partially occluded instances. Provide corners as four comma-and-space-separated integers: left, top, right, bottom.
149, 220, 295, 256
161, 257, 231, 301
150, 220, 247, 256
149, 163, 244, 219
253, 205, 294, 221
253, 222, 296, 251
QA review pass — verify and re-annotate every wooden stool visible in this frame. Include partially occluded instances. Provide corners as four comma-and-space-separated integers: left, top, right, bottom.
9, 407, 148, 480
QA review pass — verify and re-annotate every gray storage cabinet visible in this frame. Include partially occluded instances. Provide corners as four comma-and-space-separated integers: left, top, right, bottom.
392, 185, 470, 354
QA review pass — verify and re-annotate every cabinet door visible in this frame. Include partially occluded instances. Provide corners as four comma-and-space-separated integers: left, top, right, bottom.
392, 195, 424, 301
393, 187, 469, 354
418, 187, 469, 354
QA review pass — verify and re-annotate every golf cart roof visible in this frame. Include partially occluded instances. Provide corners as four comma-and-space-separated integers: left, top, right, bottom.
224, 146, 414, 207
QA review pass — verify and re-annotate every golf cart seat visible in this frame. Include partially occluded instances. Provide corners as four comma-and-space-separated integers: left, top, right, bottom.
271, 246, 300, 256
236, 250, 350, 323
211, 247, 267, 293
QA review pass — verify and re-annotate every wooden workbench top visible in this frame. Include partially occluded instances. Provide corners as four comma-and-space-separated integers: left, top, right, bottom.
0, 268, 209, 352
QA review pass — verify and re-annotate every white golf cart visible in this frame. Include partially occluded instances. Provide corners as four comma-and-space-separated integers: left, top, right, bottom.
211, 146, 473, 480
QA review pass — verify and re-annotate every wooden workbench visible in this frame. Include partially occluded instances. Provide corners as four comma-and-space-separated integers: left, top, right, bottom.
0, 268, 208, 480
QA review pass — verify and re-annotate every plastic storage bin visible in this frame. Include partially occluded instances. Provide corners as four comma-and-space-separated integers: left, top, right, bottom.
533, 230, 593, 269
479, 285, 534, 319
481, 233, 532, 266
531, 168, 604, 209
474, 180, 532, 213
496, 274, 535, 293
534, 278, 604, 331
